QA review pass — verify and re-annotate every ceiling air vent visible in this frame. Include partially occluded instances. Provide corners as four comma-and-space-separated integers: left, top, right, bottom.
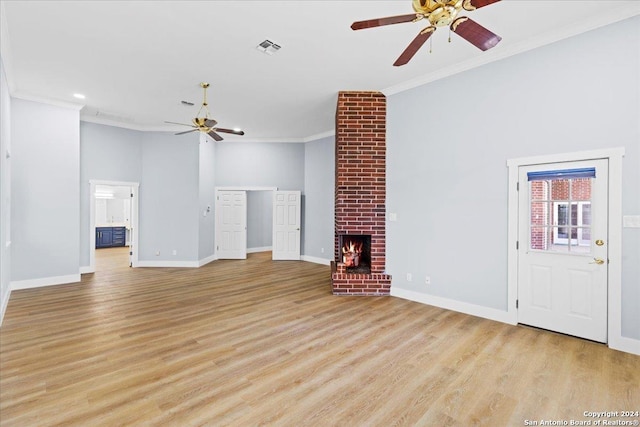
256, 39, 281, 55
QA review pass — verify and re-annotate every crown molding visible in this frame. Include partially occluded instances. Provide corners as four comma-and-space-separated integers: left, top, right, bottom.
12, 92, 84, 111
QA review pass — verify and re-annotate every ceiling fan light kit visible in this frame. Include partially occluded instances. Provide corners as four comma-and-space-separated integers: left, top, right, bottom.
351, 0, 502, 66
165, 82, 245, 141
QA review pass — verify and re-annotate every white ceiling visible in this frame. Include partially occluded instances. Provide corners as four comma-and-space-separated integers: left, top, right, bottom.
1, 1, 638, 142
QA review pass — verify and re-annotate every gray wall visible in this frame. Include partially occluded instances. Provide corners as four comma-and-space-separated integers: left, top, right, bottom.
81, 123, 204, 264
0, 56, 11, 319
139, 131, 200, 262
215, 142, 305, 189
11, 98, 80, 281
198, 135, 216, 260
303, 136, 334, 260
80, 122, 143, 266
386, 16, 640, 339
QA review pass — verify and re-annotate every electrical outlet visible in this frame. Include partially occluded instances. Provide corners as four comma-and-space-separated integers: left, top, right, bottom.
172, 249, 177, 256
425, 276, 431, 285
321, 247, 325, 254
406, 273, 412, 282
155, 251, 160, 256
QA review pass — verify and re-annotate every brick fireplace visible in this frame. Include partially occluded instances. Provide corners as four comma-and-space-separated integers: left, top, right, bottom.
331, 91, 391, 295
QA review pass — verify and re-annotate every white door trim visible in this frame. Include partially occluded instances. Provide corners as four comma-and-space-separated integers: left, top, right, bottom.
87, 180, 140, 273
506, 147, 634, 353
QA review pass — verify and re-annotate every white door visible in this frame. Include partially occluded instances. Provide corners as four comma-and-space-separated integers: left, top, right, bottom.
272, 191, 301, 260
518, 159, 608, 342
216, 191, 247, 259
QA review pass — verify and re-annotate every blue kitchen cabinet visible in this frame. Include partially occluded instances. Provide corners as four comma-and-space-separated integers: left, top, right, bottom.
96, 226, 126, 248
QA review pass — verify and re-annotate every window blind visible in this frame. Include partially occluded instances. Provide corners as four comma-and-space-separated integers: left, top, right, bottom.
527, 167, 596, 181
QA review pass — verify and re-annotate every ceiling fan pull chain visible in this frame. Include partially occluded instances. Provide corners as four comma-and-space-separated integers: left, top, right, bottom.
448, 27, 452, 43
430, 36, 433, 53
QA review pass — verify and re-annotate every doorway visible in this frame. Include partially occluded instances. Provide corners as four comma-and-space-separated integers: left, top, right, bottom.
214, 187, 301, 261
89, 180, 139, 272
507, 148, 624, 347
517, 159, 608, 342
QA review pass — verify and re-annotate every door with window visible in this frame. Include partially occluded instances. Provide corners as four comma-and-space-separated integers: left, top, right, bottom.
518, 159, 608, 342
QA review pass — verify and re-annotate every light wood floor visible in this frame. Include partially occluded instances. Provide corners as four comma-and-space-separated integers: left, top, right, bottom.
1, 248, 638, 426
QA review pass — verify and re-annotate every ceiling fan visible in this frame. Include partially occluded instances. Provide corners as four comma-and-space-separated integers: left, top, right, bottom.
351, 0, 502, 66
165, 82, 245, 141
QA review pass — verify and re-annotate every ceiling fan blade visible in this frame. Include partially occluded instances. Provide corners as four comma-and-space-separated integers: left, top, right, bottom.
204, 118, 218, 127
393, 27, 436, 66
165, 121, 195, 127
462, 0, 501, 11
175, 129, 198, 135
351, 14, 418, 30
451, 17, 501, 51
214, 127, 245, 136
208, 130, 224, 141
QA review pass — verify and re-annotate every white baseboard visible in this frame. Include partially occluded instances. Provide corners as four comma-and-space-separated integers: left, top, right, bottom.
137, 260, 200, 268
247, 246, 272, 254
392, 287, 640, 356
11, 273, 81, 291
391, 287, 514, 325
609, 334, 640, 356
301, 255, 331, 265
0, 286, 10, 327
79, 266, 94, 274
198, 254, 217, 267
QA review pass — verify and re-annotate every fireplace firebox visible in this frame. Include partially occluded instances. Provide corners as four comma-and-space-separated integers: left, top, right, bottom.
339, 234, 371, 274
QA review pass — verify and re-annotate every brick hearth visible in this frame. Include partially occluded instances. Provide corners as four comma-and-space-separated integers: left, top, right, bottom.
331, 91, 391, 295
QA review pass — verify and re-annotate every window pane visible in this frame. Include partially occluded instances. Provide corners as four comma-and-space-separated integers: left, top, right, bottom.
571, 202, 579, 226
582, 203, 591, 226
557, 226, 569, 239
556, 204, 569, 226
549, 227, 569, 253
528, 175, 593, 254
550, 179, 569, 201
531, 202, 549, 226
530, 227, 547, 250
530, 180, 549, 201
571, 178, 591, 201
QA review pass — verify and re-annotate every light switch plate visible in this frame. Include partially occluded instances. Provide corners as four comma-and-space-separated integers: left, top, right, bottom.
389, 213, 397, 222
623, 215, 640, 228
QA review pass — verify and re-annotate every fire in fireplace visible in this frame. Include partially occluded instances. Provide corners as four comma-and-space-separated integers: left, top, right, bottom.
342, 240, 362, 267
339, 235, 371, 274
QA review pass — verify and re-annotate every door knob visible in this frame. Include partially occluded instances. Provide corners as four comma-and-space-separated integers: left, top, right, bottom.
589, 258, 605, 265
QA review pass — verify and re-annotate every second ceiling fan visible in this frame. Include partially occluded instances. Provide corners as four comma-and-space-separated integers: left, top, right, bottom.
351, 0, 502, 66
